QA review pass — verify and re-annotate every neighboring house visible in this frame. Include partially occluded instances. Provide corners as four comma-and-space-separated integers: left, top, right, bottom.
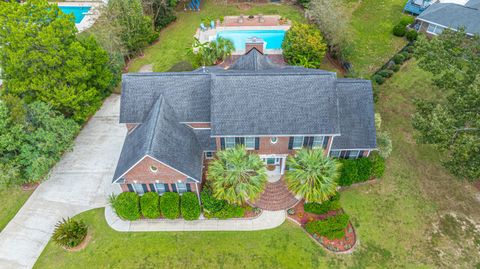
112, 44, 377, 197
414, 0, 480, 36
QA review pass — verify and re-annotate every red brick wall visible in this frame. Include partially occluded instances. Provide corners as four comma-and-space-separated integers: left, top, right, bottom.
124, 156, 188, 184
120, 182, 199, 193
245, 43, 264, 54
126, 123, 138, 132
186, 122, 211, 129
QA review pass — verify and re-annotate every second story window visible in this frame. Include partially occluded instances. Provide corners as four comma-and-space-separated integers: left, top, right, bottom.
292, 136, 304, 149
312, 136, 324, 148
224, 137, 236, 149
245, 137, 256, 149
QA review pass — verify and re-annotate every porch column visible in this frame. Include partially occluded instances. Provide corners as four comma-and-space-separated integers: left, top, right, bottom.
280, 157, 286, 175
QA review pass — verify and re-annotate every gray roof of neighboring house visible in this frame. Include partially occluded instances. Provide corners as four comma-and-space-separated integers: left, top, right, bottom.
418, 2, 480, 35
210, 72, 340, 136
331, 79, 377, 150
113, 96, 203, 183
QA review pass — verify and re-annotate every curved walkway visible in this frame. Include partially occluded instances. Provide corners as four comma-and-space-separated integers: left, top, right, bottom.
253, 179, 299, 211
0, 95, 125, 269
105, 206, 286, 232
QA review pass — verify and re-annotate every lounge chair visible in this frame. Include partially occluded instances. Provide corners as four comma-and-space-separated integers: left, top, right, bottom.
200, 22, 207, 31
258, 14, 265, 23
238, 15, 244, 24
210, 20, 215, 29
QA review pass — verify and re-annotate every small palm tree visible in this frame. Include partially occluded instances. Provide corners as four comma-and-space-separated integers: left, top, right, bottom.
211, 37, 235, 63
52, 218, 88, 248
207, 145, 267, 205
285, 148, 341, 203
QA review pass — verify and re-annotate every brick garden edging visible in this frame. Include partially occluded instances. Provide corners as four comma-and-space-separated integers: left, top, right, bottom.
105, 205, 286, 232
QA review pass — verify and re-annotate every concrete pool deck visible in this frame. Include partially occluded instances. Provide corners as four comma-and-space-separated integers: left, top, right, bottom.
54, 2, 103, 32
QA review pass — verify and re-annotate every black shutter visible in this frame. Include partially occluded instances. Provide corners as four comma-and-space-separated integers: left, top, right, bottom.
322, 136, 329, 149
303, 136, 314, 148
171, 184, 177, 193
186, 183, 191, 192
239, 137, 245, 145
142, 184, 148, 193
127, 184, 134, 192
164, 183, 170, 192
255, 137, 260, 150
340, 151, 347, 158
149, 184, 155, 192
288, 137, 294, 150
220, 138, 225, 150
235, 137, 240, 145
358, 151, 365, 158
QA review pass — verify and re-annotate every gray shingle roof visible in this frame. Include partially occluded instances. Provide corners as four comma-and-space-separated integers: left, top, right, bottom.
113, 96, 203, 183
210, 73, 340, 136
229, 48, 278, 71
331, 79, 377, 150
418, 3, 480, 35
192, 129, 217, 151
120, 73, 211, 123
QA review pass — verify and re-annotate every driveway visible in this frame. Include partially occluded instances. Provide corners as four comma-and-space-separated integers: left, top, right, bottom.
0, 95, 126, 269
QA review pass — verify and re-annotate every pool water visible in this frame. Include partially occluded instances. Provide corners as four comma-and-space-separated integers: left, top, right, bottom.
216, 30, 286, 50
58, 6, 91, 24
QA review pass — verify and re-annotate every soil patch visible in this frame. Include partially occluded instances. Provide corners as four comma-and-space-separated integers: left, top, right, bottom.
64, 232, 91, 252
21, 183, 39, 191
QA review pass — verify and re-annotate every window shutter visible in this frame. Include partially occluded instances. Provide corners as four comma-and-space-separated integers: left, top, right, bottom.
235, 137, 240, 145
142, 184, 148, 193
127, 184, 134, 192
255, 137, 260, 150
322, 136, 329, 149
186, 183, 191, 192
149, 184, 155, 192
239, 137, 245, 145
345, 151, 351, 158
164, 183, 170, 192
288, 137, 294, 150
340, 151, 347, 158
303, 136, 314, 148
171, 184, 177, 193
358, 151, 364, 158
220, 138, 225, 150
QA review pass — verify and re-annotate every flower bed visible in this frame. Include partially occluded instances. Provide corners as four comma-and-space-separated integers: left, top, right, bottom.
287, 200, 357, 253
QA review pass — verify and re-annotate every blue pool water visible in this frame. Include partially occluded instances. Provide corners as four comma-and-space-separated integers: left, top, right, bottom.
59, 6, 91, 24
216, 30, 286, 50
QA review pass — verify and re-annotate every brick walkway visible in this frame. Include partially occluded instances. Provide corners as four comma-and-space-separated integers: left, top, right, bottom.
252, 179, 299, 211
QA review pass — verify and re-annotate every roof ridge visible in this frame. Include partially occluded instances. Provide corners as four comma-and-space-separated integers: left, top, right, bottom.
145, 96, 164, 155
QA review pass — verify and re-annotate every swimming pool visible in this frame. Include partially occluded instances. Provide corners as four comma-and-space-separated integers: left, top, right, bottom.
59, 6, 91, 24
216, 30, 286, 50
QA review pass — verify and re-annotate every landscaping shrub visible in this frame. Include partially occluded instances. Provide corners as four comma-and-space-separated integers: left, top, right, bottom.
391, 64, 401, 72
305, 213, 350, 240
372, 74, 386, 85
356, 157, 373, 182
201, 189, 225, 214
304, 192, 341, 215
399, 16, 415, 26
393, 54, 405, 64
52, 218, 88, 248
401, 51, 412, 60
160, 192, 180, 219
405, 45, 415, 53
392, 24, 406, 37
200, 189, 245, 219
338, 159, 358, 186
406, 30, 418, 41
369, 152, 386, 178
110, 192, 141, 220
181, 192, 201, 220
377, 69, 394, 78
214, 203, 245, 219
140, 192, 160, 219
282, 23, 327, 69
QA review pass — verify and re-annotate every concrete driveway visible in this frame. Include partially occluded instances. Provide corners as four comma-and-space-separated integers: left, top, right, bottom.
0, 95, 126, 269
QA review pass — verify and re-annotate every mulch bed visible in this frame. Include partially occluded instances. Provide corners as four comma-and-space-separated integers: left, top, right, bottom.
63, 232, 91, 252
21, 182, 39, 191
287, 200, 357, 253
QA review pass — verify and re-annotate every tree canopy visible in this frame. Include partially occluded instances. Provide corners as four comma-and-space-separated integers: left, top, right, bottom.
413, 29, 480, 180
0, 0, 113, 122
282, 23, 327, 69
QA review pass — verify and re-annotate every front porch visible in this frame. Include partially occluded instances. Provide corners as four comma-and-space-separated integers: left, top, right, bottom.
252, 176, 299, 211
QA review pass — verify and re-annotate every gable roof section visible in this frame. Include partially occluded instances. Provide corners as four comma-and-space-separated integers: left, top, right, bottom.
229, 48, 279, 71
210, 72, 340, 136
331, 79, 377, 150
113, 96, 203, 182
418, 3, 480, 35
120, 73, 211, 123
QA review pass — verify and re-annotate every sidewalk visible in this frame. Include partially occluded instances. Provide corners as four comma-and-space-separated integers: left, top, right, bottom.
105, 206, 286, 232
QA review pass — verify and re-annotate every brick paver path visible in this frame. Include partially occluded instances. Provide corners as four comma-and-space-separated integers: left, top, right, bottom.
253, 179, 299, 211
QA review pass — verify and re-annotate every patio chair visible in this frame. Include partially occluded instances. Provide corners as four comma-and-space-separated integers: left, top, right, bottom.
258, 14, 265, 23
210, 20, 215, 29
200, 22, 207, 31
238, 15, 244, 24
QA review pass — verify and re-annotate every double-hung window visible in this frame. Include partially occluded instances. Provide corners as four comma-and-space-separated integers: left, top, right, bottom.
224, 137, 236, 149
426, 24, 444, 35
292, 136, 304, 149
176, 182, 188, 194
244, 137, 256, 149
329, 150, 341, 158
133, 183, 144, 195
348, 150, 360, 159
312, 136, 324, 148
154, 183, 167, 194
205, 151, 214, 159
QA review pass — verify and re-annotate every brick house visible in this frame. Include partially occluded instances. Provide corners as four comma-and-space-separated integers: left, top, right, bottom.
112, 47, 377, 197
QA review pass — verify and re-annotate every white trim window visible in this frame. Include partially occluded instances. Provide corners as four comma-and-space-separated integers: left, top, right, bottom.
154, 183, 167, 194
204, 151, 215, 159
176, 182, 188, 194
426, 24, 444, 35
312, 136, 324, 148
132, 183, 145, 195
292, 136, 304, 149
329, 150, 341, 158
224, 137, 236, 149
245, 137, 256, 149
348, 150, 360, 159
270, 137, 278, 144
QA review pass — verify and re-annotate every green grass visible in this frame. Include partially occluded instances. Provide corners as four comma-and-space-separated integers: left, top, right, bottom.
0, 187, 33, 232
128, 1, 305, 72
35, 208, 332, 269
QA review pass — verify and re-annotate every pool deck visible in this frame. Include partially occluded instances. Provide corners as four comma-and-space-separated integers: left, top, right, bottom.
196, 15, 291, 55
53, 2, 103, 32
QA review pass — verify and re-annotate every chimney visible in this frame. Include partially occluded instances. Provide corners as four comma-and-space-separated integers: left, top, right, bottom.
245, 37, 264, 54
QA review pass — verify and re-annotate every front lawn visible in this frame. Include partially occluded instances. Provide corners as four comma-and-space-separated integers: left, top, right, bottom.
0, 187, 33, 232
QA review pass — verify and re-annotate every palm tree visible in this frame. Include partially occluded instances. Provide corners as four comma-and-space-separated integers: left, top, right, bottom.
285, 148, 340, 203
207, 145, 267, 205
211, 37, 235, 63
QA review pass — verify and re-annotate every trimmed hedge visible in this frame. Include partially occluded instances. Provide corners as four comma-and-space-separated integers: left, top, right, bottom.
377, 69, 394, 78
201, 190, 245, 219
393, 54, 405, 64
305, 213, 350, 239
338, 159, 359, 186
406, 30, 418, 41
181, 192, 201, 220
338, 154, 385, 186
140, 192, 160, 219
392, 24, 406, 37
111, 192, 141, 220
372, 74, 386, 85
160, 192, 180, 219
213, 203, 245, 219
370, 152, 386, 178
304, 192, 341, 215
356, 157, 373, 182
